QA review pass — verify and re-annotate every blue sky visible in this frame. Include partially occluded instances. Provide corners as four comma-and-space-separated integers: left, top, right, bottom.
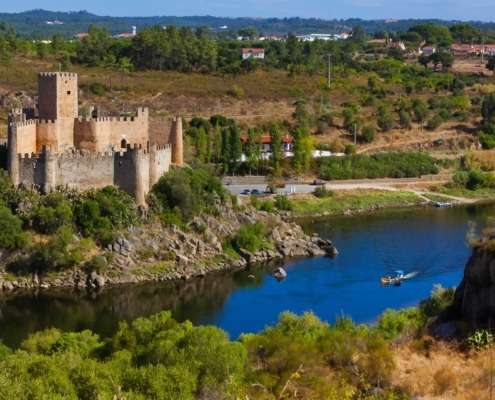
2, 0, 495, 21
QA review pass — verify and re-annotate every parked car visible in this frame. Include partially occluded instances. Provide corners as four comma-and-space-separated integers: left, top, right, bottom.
241, 189, 251, 195
251, 189, 261, 195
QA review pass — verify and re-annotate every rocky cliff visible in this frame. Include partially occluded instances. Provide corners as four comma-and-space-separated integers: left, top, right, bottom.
453, 243, 495, 329
0, 204, 336, 292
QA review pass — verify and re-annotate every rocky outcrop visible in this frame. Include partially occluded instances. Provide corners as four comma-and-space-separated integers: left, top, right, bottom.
452, 245, 495, 329
0, 205, 337, 293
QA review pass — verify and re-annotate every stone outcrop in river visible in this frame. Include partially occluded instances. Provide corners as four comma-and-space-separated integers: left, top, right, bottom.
0, 203, 337, 292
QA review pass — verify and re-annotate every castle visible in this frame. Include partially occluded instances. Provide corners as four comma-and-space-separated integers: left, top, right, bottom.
7, 72, 183, 206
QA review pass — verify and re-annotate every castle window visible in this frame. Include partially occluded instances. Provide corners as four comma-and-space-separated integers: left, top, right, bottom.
121, 139, 127, 149
67, 91, 71, 95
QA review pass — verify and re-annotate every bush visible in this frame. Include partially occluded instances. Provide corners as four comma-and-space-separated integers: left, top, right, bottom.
32, 226, 95, 272
344, 144, 356, 155
88, 82, 108, 96
418, 285, 455, 320
466, 170, 495, 190
258, 200, 275, 212
230, 222, 269, 253
0, 204, 27, 250
274, 195, 293, 211
361, 125, 376, 143
426, 114, 443, 131
31, 192, 73, 234
376, 308, 423, 340
467, 330, 494, 350
313, 186, 333, 198
152, 167, 226, 224
318, 152, 439, 180
74, 186, 137, 246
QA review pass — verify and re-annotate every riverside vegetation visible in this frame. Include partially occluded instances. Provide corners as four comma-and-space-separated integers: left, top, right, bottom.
0, 285, 460, 400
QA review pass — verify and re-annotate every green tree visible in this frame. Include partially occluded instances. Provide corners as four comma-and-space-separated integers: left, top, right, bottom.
412, 98, 429, 124
487, 56, 495, 74
377, 105, 395, 132
229, 126, 242, 173
245, 128, 261, 175
76, 25, 112, 67
0, 205, 26, 250
269, 125, 283, 174
399, 110, 412, 129
292, 128, 314, 174
482, 92, 495, 126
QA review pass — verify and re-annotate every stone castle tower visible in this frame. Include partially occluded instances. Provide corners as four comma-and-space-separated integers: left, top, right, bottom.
7, 72, 184, 206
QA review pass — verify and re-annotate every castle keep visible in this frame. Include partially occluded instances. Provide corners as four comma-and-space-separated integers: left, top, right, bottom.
7, 72, 183, 205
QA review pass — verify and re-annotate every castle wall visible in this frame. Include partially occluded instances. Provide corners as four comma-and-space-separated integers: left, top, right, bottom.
56, 151, 115, 190
13, 121, 37, 155
18, 154, 45, 188
74, 108, 149, 152
150, 145, 172, 187
36, 120, 58, 152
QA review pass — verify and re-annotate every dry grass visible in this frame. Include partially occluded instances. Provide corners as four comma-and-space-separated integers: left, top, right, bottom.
465, 150, 495, 172
393, 339, 495, 399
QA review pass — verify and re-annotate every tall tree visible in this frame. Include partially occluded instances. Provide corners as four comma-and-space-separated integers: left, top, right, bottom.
269, 125, 283, 174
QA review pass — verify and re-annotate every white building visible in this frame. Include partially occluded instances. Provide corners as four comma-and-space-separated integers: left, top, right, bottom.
242, 48, 265, 60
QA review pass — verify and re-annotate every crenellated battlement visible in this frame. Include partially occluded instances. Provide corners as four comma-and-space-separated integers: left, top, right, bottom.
39, 71, 77, 79
11, 119, 37, 128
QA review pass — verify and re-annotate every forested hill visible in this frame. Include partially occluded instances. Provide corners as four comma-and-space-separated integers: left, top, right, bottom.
2, 9, 495, 38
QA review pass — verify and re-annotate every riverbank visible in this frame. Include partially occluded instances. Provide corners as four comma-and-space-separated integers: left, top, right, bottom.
288, 187, 495, 218
0, 204, 336, 293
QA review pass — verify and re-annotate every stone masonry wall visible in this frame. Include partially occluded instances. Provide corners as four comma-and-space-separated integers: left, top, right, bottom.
74, 108, 149, 152
13, 121, 37, 155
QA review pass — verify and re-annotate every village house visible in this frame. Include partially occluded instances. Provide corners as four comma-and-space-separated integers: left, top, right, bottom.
242, 48, 265, 60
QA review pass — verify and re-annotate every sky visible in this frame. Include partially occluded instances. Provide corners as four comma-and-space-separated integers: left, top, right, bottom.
1, 0, 495, 22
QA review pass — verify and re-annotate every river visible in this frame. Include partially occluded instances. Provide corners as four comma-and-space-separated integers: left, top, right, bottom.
1, 204, 494, 347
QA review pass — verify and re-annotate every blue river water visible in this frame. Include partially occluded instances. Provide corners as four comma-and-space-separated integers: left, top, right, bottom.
1, 203, 494, 347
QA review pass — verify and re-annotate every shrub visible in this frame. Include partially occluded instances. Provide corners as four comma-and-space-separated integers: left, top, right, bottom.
426, 114, 443, 131
467, 329, 494, 350
31, 192, 73, 234
361, 125, 376, 143
344, 144, 356, 155
466, 170, 495, 190
318, 152, 438, 180
274, 195, 293, 211
230, 222, 269, 253
0, 204, 27, 250
74, 186, 137, 246
152, 167, 226, 224
258, 200, 275, 212
88, 82, 108, 96
375, 308, 423, 340
419, 285, 455, 320
32, 226, 95, 272
313, 186, 333, 198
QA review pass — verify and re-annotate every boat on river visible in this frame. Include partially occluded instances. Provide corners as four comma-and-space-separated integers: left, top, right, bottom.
380, 270, 406, 286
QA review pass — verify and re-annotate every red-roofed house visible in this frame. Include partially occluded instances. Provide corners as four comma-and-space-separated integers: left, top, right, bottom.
242, 48, 265, 60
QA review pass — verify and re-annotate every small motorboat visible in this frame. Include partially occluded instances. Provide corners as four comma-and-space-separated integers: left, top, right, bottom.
273, 267, 287, 281
381, 270, 406, 286
435, 201, 453, 208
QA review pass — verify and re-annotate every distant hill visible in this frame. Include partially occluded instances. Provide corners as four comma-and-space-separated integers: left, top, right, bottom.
1, 9, 495, 38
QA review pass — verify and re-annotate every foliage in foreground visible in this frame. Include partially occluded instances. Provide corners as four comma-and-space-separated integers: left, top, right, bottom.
0, 286, 456, 399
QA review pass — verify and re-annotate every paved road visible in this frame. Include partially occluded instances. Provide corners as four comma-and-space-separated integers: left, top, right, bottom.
225, 175, 452, 196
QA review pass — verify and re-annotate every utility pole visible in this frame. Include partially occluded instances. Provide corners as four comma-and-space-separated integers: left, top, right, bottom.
327, 53, 332, 89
